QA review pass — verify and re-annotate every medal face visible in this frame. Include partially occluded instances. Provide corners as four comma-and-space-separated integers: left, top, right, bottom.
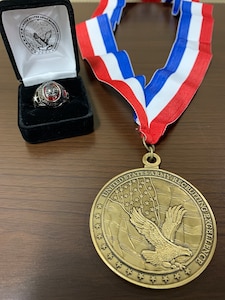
90, 165, 217, 289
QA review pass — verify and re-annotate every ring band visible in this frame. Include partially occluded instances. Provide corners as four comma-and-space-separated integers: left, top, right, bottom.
33, 81, 69, 108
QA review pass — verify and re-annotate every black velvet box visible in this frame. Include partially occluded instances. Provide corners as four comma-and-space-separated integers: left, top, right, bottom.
0, 0, 93, 143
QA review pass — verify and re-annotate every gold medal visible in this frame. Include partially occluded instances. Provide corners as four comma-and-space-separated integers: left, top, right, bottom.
90, 152, 217, 289
80, 0, 216, 289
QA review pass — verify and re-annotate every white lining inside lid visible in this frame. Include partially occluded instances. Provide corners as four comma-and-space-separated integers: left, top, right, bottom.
2, 5, 77, 87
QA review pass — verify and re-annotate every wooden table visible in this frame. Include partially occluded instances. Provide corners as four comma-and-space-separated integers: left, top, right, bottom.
0, 2, 224, 299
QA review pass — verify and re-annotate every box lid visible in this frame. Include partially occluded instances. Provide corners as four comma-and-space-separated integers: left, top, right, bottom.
0, 0, 80, 87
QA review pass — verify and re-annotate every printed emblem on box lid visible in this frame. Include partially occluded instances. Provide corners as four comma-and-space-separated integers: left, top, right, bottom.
19, 14, 60, 54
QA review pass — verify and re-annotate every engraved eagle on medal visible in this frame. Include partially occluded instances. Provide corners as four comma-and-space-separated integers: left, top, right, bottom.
130, 205, 192, 270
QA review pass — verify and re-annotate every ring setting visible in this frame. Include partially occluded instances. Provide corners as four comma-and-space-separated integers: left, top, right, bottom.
33, 81, 69, 108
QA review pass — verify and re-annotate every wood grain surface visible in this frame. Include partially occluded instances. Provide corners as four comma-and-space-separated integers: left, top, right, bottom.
0, 3, 224, 300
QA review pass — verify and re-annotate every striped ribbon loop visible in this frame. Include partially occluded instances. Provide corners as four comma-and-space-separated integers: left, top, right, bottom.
92, 0, 126, 30
76, 0, 213, 145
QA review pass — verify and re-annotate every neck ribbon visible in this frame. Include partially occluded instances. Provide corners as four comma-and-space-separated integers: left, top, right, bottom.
76, 0, 213, 145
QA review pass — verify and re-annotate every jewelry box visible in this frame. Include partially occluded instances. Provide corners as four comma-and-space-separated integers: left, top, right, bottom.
0, 0, 93, 143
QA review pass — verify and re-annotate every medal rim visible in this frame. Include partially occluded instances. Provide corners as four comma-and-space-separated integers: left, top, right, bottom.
90, 167, 217, 289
